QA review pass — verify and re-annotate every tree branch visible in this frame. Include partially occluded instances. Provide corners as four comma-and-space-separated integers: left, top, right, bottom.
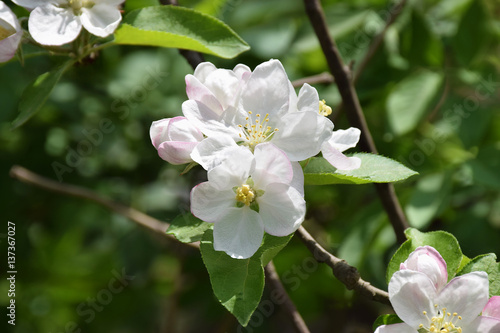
264, 261, 311, 333
303, 0, 409, 243
9, 165, 199, 250
292, 72, 334, 88
296, 226, 390, 305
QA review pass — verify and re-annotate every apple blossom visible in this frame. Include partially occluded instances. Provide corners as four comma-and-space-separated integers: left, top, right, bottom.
190, 143, 306, 259
321, 127, 361, 171
375, 246, 500, 333
12, 0, 123, 46
150, 116, 204, 165
182, 59, 334, 162
0, 1, 22, 63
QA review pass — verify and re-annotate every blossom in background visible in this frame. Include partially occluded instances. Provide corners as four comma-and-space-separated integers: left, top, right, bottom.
150, 116, 203, 165
190, 143, 306, 259
375, 246, 500, 333
321, 127, 361, 171
12, 0, 123, 46
0, 1, 22, 63
183, 59, 334, 162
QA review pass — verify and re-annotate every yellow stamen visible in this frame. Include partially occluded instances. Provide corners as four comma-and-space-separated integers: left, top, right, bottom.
319, 99, 332, 116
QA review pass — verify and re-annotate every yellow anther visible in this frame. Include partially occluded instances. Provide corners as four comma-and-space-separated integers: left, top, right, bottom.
235, 184, 255, 206
319, 99, 332, 116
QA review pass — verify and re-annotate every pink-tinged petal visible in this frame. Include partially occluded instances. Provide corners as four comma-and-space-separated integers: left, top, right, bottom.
374, 323, 417, 333
258, 184, 306, 236
483, 296, 500, 319
290, 161, 305, 197
81, 4, 121, 37
400, 246, 448, 291
389, 270, 437, 329
182, 100, 240, 139
150, 118, 173, 148
233, 63, 251, 80
272, 111, 333, 161
190, 135, 241, 171
321, 142, 361, 170
463, 315, 500, 332
297, 83, 320, 113
207, 147, 255, 190
435, 271, 489, 325
157, 141, 198, 164
185, 74, 223, 115
190, 182, 235, 223
252, 143, 293, 188
193, 61, 217, 82
240, 59, 290, 119
202, 68, 241, 109
0, 30, 22, 63
328, 127, 361, 152
167, 116, 203, 142
29, 5, 81, 45
213, 207, 264, 259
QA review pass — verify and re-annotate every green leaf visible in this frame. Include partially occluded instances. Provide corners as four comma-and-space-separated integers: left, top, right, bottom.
386, 70, 443, 136
452, 0, 492, 66
200, 230, 292, 326
166, 213, 211, 243
114, 6, 250, 59
457, 253, 500, 297
303, 154, 417, 186
386, 228, 463, 284
372, 314, 403, 331
11, 61, 73, 128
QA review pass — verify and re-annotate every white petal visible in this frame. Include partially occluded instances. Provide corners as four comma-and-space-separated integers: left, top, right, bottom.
328, 127, 361, 152
321, 139, 361, 171
483, 296, 500, 319
0, 31, 21, 62
81, 4, 121, 37
213, 207, 264, 259
203, 68, 241, 109
252, 143, 293, 188
185, 74, 223, 115
11, 0, 47, 10
233, 63, 251, 80
157, 141, 198, 164
272, 111, 333, 161
435, 271, 489, 325
258, 184, 306, 236
167, 116, 203, 142
297, 83, 320, 113
150, 118, 172, 148
389, 270, 436, 329
190, 182, 235, 223
29, 5, 81, 46
0, 2, 21, 30
463, 316, 500, 332
207, 147, 255, 190
374, 323, 417, 333
182, 100, 240, 139
190, 135, 241, 171
400, 246, 448, 291
193, 62, 217, 82
239, 59, 290, 119
290, 161, 305, 197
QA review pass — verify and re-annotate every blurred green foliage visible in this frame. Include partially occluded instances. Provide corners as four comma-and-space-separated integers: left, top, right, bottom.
1, 0, 499, 332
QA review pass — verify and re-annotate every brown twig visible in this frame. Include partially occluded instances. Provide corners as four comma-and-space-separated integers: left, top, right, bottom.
303, 0, 409, 244
292, 72, 334, 88
296, 226, 390, 305
9, 165, 199, 249
264, 261, 311, 333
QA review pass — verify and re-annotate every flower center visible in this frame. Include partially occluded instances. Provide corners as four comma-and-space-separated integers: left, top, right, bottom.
61, 0, 95, 15
418, 305, 463, 333
235, 184, 255, 206
0, 19, 15, 41
319, 99, 332, 117
237, 111, 279, 149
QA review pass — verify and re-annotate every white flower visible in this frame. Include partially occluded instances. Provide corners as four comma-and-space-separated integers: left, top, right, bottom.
183, 59, 334, 162
190, 143, 306, 259
375, 246, 500, 333
321, 127, 361, 171
0, 1, 22, 63
12, 0, 123, 46
150, 116, 203, 165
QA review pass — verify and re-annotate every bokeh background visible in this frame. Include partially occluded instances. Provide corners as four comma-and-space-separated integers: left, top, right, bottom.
1, 0, 499, 332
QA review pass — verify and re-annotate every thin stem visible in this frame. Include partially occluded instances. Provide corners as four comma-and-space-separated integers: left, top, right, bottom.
292, 72, 334, 88
303, 0, 409, 243
264, 261, 311, 333
9, 165, 199, 250
296, 226, 390, 305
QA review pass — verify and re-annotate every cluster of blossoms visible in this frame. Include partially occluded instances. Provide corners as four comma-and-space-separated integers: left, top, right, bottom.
0, 0, 123, 62
150, 59, 361, 259
375, 246, 500, 333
